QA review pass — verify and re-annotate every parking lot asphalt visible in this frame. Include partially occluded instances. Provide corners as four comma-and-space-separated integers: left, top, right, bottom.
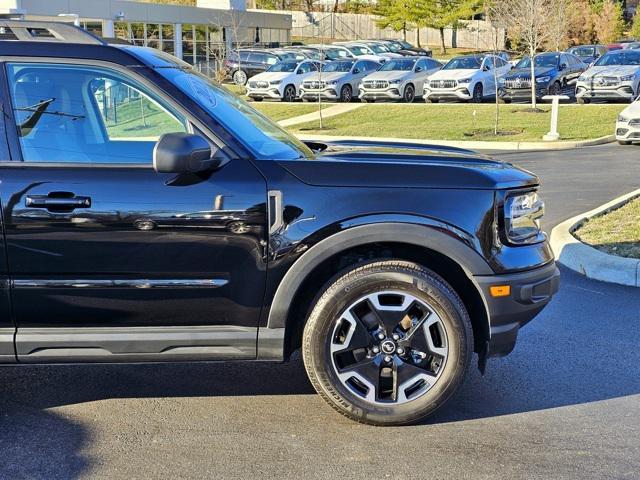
1, 144, 639, 480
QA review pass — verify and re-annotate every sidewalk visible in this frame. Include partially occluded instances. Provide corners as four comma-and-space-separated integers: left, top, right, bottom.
278, 103, 365, 128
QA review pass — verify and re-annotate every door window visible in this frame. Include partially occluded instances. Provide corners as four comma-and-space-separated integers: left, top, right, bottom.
6, 62, 188, 164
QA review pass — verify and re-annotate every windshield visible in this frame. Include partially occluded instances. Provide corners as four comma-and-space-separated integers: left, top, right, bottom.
516, 54, 560, 69
594, 51, 640, 66
322, 61, 354, 72
267, 62, 297, 72
347, 45, 371, 56
369, 44, 388, 54
386, 42, 402, 52
443, 56, 482, 70
125, 48, 312, 160
569, 47, 596, 57
275, 52, 296, 61
380, 59, 416, 71
399, 40, 413, 49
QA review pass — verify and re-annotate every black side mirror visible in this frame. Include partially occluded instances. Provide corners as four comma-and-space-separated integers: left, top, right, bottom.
153, 132, 216, 174
353, 68, 360, 74
560, 63, 567, 71
482, 64, 490, 71
415, 66, 423, 72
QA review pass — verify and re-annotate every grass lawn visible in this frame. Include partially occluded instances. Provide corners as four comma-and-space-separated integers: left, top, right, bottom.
574, 197, 640, 259
289, 104, 626, 142
252, 103, 320, 121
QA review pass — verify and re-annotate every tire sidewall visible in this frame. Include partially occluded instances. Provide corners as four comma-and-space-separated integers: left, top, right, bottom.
303, 263, 472, 425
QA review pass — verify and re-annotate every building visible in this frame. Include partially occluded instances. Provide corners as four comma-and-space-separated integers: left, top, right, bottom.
0, 0, 292, 72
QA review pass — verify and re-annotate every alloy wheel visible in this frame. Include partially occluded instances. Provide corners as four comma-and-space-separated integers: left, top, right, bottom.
329, 290, 449, 405
233, 70, 247, 86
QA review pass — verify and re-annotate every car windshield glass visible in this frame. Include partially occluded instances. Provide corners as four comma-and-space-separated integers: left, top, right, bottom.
570, 47, 595, 57
443, 56, 482, 70
348, 45, 370, 56
380, 59, 416, 71
387, 42, 402, 52
516, 55, 560, 69
322, 61, 354, 72
267, 62, 297, 72
399, 40, 413, 49
125, 48, 313, 161
594, 51, 640, 66
276, 52, 296, 61
369, 44, 387, 54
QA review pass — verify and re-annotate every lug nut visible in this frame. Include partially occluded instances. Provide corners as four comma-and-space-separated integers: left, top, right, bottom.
384, 355, 393, 363
392, 333, 400, 341
377, 333, 385, 340
397, 347, 405, 355
372, 346, 380, 354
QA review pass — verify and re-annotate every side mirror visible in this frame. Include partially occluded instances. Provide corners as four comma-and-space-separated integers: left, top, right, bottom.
153, 132, 215, 174
353, 68, 360, 74
415, 66, 423, 72
560, 63, 567, 71
482, 64, 490, 71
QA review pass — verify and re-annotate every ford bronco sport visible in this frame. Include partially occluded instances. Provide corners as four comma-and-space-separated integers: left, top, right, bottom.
0, 21, 559, 426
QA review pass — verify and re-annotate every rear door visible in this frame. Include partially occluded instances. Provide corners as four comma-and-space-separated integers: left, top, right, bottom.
1, 59, 268, 363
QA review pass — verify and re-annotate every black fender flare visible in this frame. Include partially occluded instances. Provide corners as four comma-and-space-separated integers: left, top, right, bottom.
257, 221, 492, 360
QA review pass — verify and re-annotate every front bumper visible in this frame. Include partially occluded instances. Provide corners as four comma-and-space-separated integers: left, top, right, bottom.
299, 89, 339, 101
499, 86, 549, 101
359, 87, 403, 100
246, 87, 283, 100
576, 82, 635, 101
475, 262, 560, 358
616, 119, 640, 142
424, 87, 471, 101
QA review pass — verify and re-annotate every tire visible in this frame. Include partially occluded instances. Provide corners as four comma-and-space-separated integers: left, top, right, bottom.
618, 140, 632, 145
251, 97, 263, 102
470, 83, 483, 103
577, 97, 590, 104
426, 97, 439, 103
302, 260, 473, 426
283, 84, 296, 103
232, 70, 248, 86
339, 84, 353, 103
499, 97, 511, 104
549, 81, 561, 96
403, 84, 416, 103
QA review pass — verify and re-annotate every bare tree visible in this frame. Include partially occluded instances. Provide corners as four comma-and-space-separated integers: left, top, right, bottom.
488, 0, 553, 109
546, 0, 571, 51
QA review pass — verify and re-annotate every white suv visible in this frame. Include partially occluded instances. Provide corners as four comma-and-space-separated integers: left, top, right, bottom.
359, 57, 442, 102
576, 49, 640, 103
424, 54, 512, 103
246, 60, 320, 102
299, 59, 381, 102
616, 98, 640, 144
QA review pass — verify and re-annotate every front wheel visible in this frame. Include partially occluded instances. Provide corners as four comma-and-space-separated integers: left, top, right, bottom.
339, 84, 353, 102
577, 97, 590, 104
403, 84, 415, 103
302, 260, 472, 426
471, 83, 483, 103
549, 81, 561, 96
283, 84, 297, 102
618, 140, 632, 145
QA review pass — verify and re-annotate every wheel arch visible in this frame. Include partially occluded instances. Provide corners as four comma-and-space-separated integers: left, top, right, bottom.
258, 222, 492, 366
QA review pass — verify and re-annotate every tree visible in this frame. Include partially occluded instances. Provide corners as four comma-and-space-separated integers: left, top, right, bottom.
417, 0, 481, 54
632, 8, 640, 40
546, 0, 572, 51
593, 0, 625, 44
374, 0, 414, 38
566, 0, 597, 46
488, 0, 553, 109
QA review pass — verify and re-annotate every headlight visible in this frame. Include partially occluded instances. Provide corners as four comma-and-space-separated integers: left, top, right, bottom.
270, 80, 282, 85
458, 78, 472, 84
389, 79, 401, 85
536, 76, 551, 83
326, 80, 338, 86
504, 191, 545, 244
618, 115, 629, 122
619, 74, 635, 82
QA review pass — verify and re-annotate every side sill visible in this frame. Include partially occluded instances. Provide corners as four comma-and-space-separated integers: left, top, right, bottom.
15, 326, 257, 363
256, 327, 285, 361
0, 327, 16, 363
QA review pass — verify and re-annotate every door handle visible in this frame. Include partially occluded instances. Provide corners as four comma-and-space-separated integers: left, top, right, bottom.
25, 193, 91, 211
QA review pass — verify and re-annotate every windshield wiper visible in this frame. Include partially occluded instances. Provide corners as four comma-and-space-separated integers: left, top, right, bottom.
16, 98, 86, 137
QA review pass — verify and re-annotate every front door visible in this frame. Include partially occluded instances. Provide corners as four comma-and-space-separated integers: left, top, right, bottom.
1, 60, 267, 362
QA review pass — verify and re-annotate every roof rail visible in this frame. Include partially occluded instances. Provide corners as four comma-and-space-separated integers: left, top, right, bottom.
0, 20, 106, 45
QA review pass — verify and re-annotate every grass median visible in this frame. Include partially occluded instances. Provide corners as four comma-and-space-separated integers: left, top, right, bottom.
574, 197, 640, 259
287, 104, 625, 142
252, 102, 320, 121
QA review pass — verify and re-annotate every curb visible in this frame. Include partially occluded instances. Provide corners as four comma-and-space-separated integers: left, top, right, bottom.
550, 189, 640, 287
294, 134, 615, 151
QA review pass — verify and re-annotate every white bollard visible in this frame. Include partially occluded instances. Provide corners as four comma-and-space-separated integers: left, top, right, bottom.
542, 95, 570, 141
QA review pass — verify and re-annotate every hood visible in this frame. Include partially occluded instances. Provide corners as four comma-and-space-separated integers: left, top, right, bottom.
506, 66, 555, 79
249, 71, 291, 82
620, 100, 640, 118
581, 65, 639, 78
304, 71, 350, 82
429, 69, 479, 80
363, 70, 412, 82
281, 140, 538, 190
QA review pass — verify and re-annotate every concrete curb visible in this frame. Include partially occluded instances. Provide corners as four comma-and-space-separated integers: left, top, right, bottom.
294, 133, 615, 151
550, 189, 640, 287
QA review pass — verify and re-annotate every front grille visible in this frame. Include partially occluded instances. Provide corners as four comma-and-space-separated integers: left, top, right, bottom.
363, 80, 389, 89
430, 79, 457, 89
504, 77, 532, 89
630, 132, 640, 138
629, 119, 640, 126
302, 81, 326, 90
591, 76, 619, 87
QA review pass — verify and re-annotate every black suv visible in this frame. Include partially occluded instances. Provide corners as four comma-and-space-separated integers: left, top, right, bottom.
499, 52, 587, 103
224, 48, 294, 85
0, 21, 559, 426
